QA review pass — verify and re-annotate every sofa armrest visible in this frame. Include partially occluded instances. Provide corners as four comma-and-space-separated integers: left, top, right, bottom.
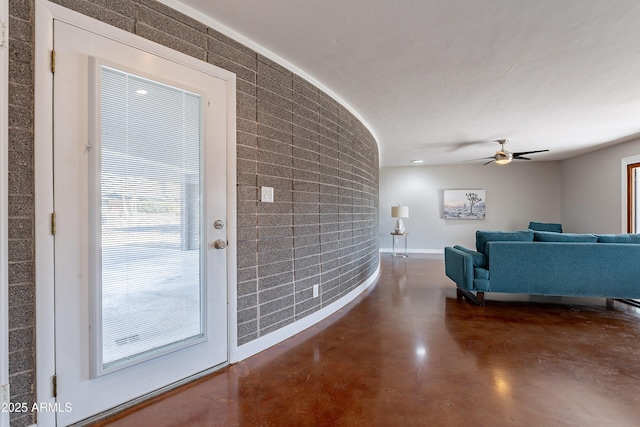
444, 247, 474, 291
453, 245, 486, 268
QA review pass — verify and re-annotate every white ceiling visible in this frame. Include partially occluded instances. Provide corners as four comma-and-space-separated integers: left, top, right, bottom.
176, 0, 640, 167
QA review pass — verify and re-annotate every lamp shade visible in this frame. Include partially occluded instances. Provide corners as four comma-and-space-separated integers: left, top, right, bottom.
391, 206, 409, 218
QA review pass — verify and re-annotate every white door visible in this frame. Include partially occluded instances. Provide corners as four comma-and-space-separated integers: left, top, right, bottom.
53, 20, 229, 425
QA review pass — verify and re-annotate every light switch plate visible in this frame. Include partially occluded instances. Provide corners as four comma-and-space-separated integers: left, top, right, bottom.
261, 186, 274, 203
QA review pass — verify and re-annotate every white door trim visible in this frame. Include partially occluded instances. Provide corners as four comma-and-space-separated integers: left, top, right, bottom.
34, 2, 237, 425
1, 0, 10, 425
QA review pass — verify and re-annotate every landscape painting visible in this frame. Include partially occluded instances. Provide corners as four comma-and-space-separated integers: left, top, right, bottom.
443, 190, 486, 220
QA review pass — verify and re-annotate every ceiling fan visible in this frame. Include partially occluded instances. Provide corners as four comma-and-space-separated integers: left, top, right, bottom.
464, 139, 549, 165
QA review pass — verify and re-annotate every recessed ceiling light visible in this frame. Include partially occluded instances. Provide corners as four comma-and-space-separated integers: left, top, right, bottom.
136, 89, 148, 95
410, 160, 424, 164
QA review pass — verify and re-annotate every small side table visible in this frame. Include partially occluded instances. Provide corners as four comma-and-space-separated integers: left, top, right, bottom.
391, 232, 409, 258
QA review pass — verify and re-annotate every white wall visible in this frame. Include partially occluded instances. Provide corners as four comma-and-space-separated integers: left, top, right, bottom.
380, 162, 562, 251
561, 137, 640, 233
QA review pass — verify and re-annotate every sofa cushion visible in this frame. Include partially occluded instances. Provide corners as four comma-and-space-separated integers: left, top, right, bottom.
534, 231, 597, 243
474, 268, 489, 280
595, 234, 640, 244
454, 245, 487, 267
473, 278, 490, 292
528, 221, 562, 233
475, 230, 534, 255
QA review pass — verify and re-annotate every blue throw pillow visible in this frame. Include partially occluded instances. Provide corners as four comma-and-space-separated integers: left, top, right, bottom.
528, 221, 562, 233
534, 231, 597, 242
475, 230, 534, 254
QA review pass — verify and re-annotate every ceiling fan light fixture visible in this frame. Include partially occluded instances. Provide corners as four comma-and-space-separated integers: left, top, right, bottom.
462, 139, 549, 165
494, 151, 513, 165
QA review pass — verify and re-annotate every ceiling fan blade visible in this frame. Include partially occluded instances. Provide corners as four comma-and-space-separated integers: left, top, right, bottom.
463, 156, 495, 162
483, 160, 496, 165
448, 140, 494, 152
513, 156, 532, 160
419, 140, 491, 152
512, 149, 549, 156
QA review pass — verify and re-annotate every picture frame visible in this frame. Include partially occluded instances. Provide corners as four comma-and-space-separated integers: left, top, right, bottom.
443, 190, 486, 220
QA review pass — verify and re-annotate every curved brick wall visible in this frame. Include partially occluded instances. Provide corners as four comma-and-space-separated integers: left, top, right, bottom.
235, 57, 380, 344
8, 1, 379, 424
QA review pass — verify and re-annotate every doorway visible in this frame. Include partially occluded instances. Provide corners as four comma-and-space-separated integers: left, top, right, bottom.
35, 4, 236, 425
627, 162, 640, 233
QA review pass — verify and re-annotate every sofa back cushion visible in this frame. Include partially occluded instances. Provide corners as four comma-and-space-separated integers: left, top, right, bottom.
528, 221, 562, 233
595, 234, 640, 244
534, 231, 597, 243
475, 230, 534, 255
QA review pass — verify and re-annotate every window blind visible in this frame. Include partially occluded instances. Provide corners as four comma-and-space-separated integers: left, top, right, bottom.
99, 66, 203, 368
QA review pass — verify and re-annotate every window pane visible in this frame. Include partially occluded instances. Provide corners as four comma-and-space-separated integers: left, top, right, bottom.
99, 66, 203, 368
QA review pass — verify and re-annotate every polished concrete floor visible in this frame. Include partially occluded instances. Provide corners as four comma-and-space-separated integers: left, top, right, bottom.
92, 254, 640, 426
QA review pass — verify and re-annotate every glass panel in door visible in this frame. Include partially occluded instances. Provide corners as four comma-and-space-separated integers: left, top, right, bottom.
96, 66, 204, 373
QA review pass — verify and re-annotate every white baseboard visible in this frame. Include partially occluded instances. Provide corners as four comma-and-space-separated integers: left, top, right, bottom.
235, 262, 381, 362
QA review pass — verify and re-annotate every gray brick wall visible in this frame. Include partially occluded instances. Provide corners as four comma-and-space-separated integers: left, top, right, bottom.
8, 0, 36, 425
7, 0, 379, 423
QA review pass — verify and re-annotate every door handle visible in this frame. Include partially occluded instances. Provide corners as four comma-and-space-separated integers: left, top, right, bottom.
213, 239, 226, 249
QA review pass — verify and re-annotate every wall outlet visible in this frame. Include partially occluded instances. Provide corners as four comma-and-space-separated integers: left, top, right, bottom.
261, 186, 274, 203
313, 284, 319, 298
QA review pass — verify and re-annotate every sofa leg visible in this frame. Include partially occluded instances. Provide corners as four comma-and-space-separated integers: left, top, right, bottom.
456, 287, 485, 306
477, 292, 485, 306
606, 298, 615, 310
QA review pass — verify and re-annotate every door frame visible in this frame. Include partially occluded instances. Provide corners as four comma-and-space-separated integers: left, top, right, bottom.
622, 154, 640, 233
34, 1, 237, 425
1, 0, 9, 425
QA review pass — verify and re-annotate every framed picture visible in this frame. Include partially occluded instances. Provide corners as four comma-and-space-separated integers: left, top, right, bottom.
444, 190, 486, 220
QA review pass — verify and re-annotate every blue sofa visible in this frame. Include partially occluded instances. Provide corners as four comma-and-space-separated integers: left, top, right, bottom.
444, 229, 640, 306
